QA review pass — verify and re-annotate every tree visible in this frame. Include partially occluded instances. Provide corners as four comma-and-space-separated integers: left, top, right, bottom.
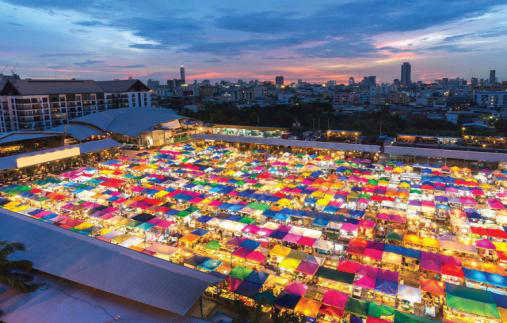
0, 241, 40, 293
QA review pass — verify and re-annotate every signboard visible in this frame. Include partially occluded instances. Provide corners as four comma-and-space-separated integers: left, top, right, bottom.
16, 147, 81, 168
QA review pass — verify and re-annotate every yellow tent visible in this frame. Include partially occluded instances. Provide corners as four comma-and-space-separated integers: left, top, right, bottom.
295, 298, 321, 317
279, 257, 302, 272
73, 222, 94, 231
269, 245, 292, 258
179, 233, 200, 244
382, 252, 402, 264
421, 237, 439, 249
154, 190, 169, 198
404, 234, 422, 246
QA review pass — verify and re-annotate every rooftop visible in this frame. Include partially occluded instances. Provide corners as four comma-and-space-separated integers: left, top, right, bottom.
0, 208, 224, 316
71, 108, 184, 137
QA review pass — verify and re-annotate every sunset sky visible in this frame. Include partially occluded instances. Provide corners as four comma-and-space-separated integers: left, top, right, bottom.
1, 0, 507, 83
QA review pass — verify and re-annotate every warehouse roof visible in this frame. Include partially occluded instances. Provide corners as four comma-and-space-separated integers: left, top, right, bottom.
0, 209, 224, 316
193, 134, 381, 153
384, 145, 507, 162
0, 131, 63, 144
72, 108, 184, 137
0, 138, 120, 170
49, 124, 103, 141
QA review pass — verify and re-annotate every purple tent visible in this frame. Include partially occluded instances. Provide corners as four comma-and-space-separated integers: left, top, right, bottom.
375, 279, 398, 295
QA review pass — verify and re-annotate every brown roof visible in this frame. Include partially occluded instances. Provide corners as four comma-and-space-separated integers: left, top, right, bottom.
96, 79, 150, 93
0, 79, 150, 96
1, 79, 103, 95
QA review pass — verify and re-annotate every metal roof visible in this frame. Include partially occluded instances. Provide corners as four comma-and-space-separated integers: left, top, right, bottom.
0, 209, 224, 316
0, 272, 208, 323
49, 124, 103, 141
0, 132, 63, 144
72, 108, 184, 137
0, 138, 120, 170
384, 145, 507, 162
193, 134, 381, 153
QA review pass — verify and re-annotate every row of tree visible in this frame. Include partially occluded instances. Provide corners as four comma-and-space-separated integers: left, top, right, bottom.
182, 102, 490, 137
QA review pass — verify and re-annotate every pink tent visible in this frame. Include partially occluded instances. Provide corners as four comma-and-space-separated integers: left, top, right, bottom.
475, 238, 496, 249
246, 251, 266, 263
363, 248, 383, 260
208, 200, 222, 207
322, 290, 348, 309
341, 223, 358, 233
359, 220, 376, 228
232, 247, 252, 258
298, 236, 316, 247
283, 233, 303, 244
488, 198, 505, 210
226, 277, 242, 291
155, 219, 174, 228
354, 275, 376, 289
242, 224, 260, 234
337, 260, 363, 274
284, 282, 308, 296
257, 227, 273, 237
100, 213, 115, 220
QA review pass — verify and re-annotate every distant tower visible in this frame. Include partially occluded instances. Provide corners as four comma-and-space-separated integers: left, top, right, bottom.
489, 70, 496, 84
275, 75, 284, 86
348, 77, 355, 85
180, 65, 186, 84
401, 62, 411, 87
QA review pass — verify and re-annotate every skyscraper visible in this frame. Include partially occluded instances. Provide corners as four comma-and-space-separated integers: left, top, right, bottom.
401, 62, 411, 87
275, 76, 284, 86
180, 65, 186, 84
361, 76, 376, 87
489, 70, 496, 84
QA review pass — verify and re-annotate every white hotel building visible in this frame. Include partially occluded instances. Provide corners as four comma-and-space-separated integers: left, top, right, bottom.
0, 79, 153, 132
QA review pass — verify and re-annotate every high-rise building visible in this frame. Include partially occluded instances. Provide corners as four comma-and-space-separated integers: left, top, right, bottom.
348, 77, 355, 86
471, 77, 478, 87
180, 65, 186, 84
489, 70, 496, 84
401, 62, 411, 87
275, 76, 284, 86
147, 79, 160, 90
361, 76, 376, 87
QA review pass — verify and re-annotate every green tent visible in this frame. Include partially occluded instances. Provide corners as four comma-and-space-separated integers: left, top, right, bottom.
206, 240, 221, 250
316, 267, 355, 284
176, 210, 190, 218
386, 232, 403, 241
445, 283, 500, 319
239, 217, 255, 224
368, 302, 395, 318
446, 294, 500, 319
254, 290, 276, 305
345, 297, 369, 316
229, 266, 253, 280
394, 311, 441, 323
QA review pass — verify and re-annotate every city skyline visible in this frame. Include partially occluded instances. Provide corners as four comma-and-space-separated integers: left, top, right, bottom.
1, 1, 507, 83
